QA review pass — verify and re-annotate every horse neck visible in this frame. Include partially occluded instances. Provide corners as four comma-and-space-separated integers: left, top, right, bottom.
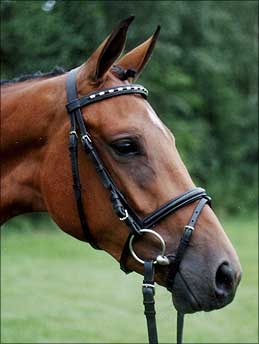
0, 75, 67, 224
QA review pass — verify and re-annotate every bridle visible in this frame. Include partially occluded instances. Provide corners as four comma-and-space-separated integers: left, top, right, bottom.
65, 68, 211, 344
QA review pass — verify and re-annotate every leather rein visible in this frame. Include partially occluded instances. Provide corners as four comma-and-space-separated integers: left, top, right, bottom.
65, 68, 211, 344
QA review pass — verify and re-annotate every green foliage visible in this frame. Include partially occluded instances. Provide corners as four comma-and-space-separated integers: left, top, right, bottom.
1, 0, 258, 213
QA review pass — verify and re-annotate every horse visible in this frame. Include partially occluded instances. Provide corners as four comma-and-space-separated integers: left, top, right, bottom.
1, 16, 242, 343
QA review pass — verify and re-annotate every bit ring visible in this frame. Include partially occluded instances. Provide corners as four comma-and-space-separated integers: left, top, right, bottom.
129, 229, 166, 265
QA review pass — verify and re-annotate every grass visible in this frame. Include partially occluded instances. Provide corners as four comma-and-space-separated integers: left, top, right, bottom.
1, 213, 258, 343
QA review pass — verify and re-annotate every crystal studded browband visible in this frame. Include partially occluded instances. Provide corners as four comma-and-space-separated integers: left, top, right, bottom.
66, 84, 149, 113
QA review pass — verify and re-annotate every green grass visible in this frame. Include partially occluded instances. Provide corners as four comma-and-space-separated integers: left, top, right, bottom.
1, 214, 258, 343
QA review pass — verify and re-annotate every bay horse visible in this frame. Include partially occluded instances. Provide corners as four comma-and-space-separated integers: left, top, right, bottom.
1, 17, 241, 343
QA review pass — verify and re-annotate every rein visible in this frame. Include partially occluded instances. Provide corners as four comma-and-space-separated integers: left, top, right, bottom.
65, 68, 211, 343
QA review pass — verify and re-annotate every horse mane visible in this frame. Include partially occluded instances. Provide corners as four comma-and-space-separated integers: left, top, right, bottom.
0, 66, 66, 85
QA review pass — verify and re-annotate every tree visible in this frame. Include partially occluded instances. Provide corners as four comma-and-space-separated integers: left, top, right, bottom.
1, 0, 257, 213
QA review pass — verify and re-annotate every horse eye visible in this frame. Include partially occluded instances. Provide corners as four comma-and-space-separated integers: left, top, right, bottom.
111, 138, 140, 157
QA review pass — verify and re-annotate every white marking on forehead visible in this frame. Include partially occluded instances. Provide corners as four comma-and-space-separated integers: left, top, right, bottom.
147, 108, 168, 136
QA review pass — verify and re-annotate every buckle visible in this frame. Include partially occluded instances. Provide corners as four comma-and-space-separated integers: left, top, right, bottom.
184, 225, 194, 232
119, 209, 129, 221
69, 130, 78, 138
81, 134, 92, 143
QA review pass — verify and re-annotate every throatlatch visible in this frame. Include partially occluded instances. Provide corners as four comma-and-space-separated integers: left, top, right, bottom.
65, 68, 211, 344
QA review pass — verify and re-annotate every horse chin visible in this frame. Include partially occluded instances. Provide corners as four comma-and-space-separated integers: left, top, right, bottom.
171, 272, 202, 314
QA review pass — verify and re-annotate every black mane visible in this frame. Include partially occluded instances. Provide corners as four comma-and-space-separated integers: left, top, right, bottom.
0, 66, 66, 85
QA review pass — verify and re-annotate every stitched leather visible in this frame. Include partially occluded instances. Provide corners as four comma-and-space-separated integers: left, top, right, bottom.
166, 197, 209, 291
142, 188, 209, 228
66, 84, 148, 112
66, 69, 99, 249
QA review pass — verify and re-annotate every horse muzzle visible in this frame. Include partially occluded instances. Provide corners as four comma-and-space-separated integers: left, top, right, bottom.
169, 260, 242, 314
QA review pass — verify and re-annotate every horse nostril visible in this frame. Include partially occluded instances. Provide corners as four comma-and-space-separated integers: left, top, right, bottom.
215, 262, 235, 298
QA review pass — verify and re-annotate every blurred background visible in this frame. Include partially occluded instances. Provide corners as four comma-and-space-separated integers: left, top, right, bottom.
1, 1, 258, 343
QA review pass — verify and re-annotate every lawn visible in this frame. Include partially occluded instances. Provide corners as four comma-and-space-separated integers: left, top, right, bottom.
1, 214, 258, 343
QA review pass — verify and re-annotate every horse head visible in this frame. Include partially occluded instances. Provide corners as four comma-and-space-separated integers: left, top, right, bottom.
1, 17, 242, 316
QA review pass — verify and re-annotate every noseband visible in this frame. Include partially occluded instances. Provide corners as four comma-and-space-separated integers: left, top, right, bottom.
66, 68, 211, 344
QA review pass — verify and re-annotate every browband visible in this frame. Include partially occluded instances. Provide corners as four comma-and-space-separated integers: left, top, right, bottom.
66, 84, 148, 113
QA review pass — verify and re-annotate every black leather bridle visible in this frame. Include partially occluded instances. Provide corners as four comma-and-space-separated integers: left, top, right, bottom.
65, 68, 211, 344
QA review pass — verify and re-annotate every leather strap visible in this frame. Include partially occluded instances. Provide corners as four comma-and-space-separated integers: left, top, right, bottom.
142, 188, 210, 228
166, 197, 209, 291
143, 261, 158, 344
66, 84, 148, 113
120, 235, 132, 273
177, 312, 185, 344
119, 190, 210, 274
66, 69, 99, 249
66, 69, 145, 246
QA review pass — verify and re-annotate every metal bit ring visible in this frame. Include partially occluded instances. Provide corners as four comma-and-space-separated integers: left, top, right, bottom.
129, 229, 166, 265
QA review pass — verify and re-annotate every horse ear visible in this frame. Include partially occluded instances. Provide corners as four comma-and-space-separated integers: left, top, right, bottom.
114, 26, 160, 81
79, 16, 134, 83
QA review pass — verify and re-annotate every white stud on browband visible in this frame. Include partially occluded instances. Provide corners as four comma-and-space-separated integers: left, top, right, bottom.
85, 85, 148, 102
